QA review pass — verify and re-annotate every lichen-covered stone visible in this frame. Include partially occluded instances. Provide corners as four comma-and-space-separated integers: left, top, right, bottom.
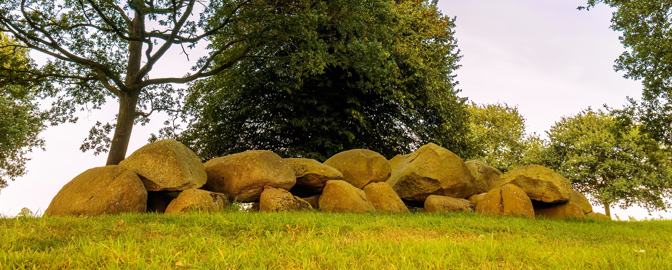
475, 183, 534, 218
424, 195, 472, 213
387, 143, 477, 202
363, 182, 409, 213
324, 149, 391, 189
164, 189, 227, 214
302, 195, 320, 209
498, 165, 572, 203
259, 186, 312, 212
285, 158, 343, 196
45, 166, 147, 216
465, 160, 502, 194
119, 139, 206, 191
318, 180, 375, 213
203, 150, 296, 202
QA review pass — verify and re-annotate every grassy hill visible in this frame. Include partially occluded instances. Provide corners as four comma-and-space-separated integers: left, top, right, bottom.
2, 211, 671, 269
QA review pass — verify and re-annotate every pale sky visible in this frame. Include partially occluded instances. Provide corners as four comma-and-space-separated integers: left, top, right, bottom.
1, 0, 668, 219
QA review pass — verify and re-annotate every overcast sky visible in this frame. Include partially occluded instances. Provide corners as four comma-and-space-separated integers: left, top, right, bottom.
1, 0, 668, 219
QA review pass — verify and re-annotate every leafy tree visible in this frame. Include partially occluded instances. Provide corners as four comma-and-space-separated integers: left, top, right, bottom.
0, 33, 44, 189
582, 1, 672, 145
180, 0, 470, 161
466, 102, 526, 172
543, 108, 672, 217
0, 0, 314, 165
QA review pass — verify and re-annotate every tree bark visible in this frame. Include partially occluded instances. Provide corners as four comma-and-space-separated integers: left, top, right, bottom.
604, 202, 611, 218
106, 91, 140, 165
106, 10, 145, 165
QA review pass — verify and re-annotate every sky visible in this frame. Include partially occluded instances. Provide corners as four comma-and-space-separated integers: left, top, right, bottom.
1, 0, 669, 220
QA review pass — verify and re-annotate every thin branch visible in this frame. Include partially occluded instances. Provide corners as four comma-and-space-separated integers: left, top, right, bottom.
82, 0, 134, 40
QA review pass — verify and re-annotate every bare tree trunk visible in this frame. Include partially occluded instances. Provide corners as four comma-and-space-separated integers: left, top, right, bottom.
604, 202, 611, 218
106, 91, 140, 165
106, 10, 145, 165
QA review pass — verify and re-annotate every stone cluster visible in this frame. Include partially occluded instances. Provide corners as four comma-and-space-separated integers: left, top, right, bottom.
45, 140, 610, 220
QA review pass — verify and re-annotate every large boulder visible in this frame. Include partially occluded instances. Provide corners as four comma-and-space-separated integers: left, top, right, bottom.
424, 195, 472, 213
534, 201, 585, 219
475, 183, 534, 218
318, 180, 375, 213
203, 150, 296, 202
465, 160, 502, 194
284, 158, 343, 197
259, 186, 313, 212
45, 166, 147, 216
164, 189, 227, 214
387, 143, 477, 202
119, 139, 206, 191
363, 182, 409, 213
570, 190, 593, 214
498, 165, 572, 203
323, 149, 391, 189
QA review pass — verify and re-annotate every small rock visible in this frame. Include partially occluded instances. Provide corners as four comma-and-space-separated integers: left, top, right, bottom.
424, 195, 472, 213
259, 186, 312, 212
164, 189, 227, 214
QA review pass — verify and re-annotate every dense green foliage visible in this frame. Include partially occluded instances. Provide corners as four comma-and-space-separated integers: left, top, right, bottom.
583, 0, 672, 145
180, 0, 469, 161
0, 34, 44, 189
0, 0, 318, 165
2, 212, 672, 269
466, 103, 527, 172
540, 108, 672, 216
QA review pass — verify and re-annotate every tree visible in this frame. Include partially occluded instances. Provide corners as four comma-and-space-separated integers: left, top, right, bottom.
0, 0, 313, 165
179, 0, 471, 161
0, 33, 44, 189
466, 102, 527, 172
582, 1, 672, 145
543, 108, 672, 217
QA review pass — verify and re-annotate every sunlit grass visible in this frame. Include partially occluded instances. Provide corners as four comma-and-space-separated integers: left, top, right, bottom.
2, 211, 671, 269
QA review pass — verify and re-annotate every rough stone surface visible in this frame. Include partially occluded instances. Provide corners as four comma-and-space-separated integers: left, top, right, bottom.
302, 195, 320, 209
534, 201, 585, 219
164, 189, 227, 214
363, 182, 409, 213
498, 165, 572, 203
587, 212, 611, 220
119, 139, 207, 191
285, 158, 343, 196
570, 190, 593, 214
318, 180, 375, 213
324, 149, 391, 189
475, 183, 534, 218
259, 186, 312, 212
424, 195, 473, 213
45, 166, 147, 216
465, 160, 502, 194
203, 150, 296, 202
387, 143, 477, 202
467, 193, 487, 207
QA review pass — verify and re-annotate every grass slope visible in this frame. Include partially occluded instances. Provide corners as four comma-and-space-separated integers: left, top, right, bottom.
2, 212, 671, 269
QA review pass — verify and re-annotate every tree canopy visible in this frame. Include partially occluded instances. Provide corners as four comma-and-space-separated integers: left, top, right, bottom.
582, 0, 672, 145
0, 33, 44, 189
179, 0, 471, 161
466, 103, 527, 172
541, 108, 672, 217
0, 0, 315, 165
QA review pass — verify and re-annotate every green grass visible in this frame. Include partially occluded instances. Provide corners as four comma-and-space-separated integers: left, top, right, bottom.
2, 212, 671, 269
